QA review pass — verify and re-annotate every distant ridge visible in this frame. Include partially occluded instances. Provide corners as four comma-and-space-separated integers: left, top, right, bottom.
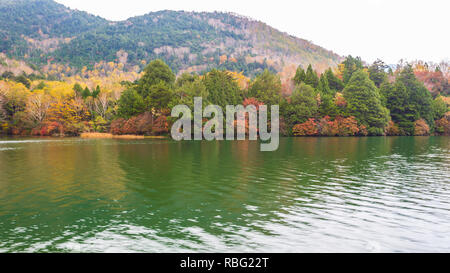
0, 0, 342, 77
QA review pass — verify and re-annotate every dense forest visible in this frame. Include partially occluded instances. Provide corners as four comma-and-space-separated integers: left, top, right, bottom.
1, 57, 449, 137
0, 0, 340, 77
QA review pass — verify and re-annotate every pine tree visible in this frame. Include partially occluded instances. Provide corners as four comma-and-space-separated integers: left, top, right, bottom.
385, 81, 416, 135
368, 59, 388, 88
432, 96, 448, 120
248, 69, 281, 105
325, 68, 344, 92
137, 59, 175, 98
82, 87, 91, 99
318, 73, 332, 96
343, 70, 389, 135
146, 81, 173, 111
203, 69, 242, 109
342, 56, 363, 84
92, 85, 100, 99
396, 65, 434, 127
117, 89, 146, 119
304, 64, 319, 88
283, 83, 319, 126
293, 65, 306, 85
73, 83, 83, 97
379, 81, 392, 107
319, 93, 338, 118
15, 75, 31, 89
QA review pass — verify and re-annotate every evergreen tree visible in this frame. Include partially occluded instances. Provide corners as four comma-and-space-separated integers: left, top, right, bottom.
304, 64, 319, 88
283, 83, 319, 128
379, 81, 392, 107
117, 89, 146, 119
385, 81, 416, 135
343, 70, 389, 135
203, 69, 242, 109
248, 69, 282, 105
325, 68, 344, 92
82, 87, 91, 99
172, 78, 209, 110
432, 96, 448, 120
175, 72, 197, 88
145, 81, 173, 111
318, 73, 332, 96
15, 75, 30, 89
342, 56, 363, 84
368, 59, 388, 88
92, 85, 100, 99
73, 83, 83, 97
396, 65, 434, 127
319, 93, 338, 118
137, 59, 175, 98
293, 65, 306, 85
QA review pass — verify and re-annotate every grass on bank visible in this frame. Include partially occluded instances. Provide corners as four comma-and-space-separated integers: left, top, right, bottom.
80, 133, 145, 139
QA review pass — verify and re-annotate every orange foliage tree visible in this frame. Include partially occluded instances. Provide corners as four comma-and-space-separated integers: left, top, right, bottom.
435, 112, 450, 135
294, 116, 363, 137
292, 118, 318, 136
110, 112, 169, 135
414, 70, 449, 97
316, 116, 360, 136
414, 119, 430, 136
385, 120, 401, 136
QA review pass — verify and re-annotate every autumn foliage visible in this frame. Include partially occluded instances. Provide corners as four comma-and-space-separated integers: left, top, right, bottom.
110, 112, 169, 136
1, 57, 449, 139
28, 99, 90, 136
385, 121, 401, 136
414, 70, 449, 97
243, 97, 264, 110
293, 119, 318, 136
414, 119, 430, 136
293, 116, 362, 137
335, 93, 347, 107
435, 112, 450, 136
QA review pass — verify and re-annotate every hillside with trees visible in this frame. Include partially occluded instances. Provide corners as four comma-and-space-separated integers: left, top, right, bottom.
0, 0, 341, 78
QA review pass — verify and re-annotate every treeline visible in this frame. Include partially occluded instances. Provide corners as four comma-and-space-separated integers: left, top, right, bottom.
0, 57, 449, 137
112, 57, 450, 137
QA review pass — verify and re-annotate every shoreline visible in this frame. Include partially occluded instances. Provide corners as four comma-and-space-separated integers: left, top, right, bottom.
80, 133, 169, 139
1, 134, 447, 140
0, 133, 168, 140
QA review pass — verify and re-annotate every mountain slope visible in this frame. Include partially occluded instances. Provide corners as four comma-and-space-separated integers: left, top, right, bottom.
0, 0, 342, 77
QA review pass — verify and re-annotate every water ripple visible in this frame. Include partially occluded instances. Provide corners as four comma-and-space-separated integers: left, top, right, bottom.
0, 137, 449, 252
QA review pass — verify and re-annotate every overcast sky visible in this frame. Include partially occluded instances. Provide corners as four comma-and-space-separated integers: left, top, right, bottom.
55, 0, 449, 64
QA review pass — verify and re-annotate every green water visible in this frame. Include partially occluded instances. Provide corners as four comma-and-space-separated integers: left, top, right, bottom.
0, 137, 449, 252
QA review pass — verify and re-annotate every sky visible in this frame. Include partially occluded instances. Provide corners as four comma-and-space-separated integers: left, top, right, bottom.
55, 0, 449, 64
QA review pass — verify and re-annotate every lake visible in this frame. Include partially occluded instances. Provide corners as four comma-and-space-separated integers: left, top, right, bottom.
0, 137, 449, 252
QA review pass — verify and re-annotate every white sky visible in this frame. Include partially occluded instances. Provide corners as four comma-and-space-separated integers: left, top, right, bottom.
55, 0, 449, 64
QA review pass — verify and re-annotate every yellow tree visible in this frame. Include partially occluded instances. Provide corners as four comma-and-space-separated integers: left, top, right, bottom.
46, 99, 90, 135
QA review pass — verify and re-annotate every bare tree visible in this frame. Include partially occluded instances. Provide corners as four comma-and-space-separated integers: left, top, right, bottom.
94, 91, 110, 119
26, 92, 51, 124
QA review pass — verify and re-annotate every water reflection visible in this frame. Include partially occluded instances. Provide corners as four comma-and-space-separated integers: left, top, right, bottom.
0, 137, 449, 252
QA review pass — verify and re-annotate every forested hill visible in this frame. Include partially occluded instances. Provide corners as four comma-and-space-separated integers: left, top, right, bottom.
0, 0, 342, 77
